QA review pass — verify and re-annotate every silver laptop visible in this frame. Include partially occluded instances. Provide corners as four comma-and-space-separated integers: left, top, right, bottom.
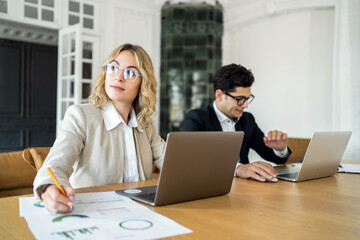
115, 131, 244, 206
276, 131, 352, 182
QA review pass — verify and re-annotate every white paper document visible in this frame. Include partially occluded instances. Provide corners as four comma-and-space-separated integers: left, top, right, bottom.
19, 191, 192, 240
337, 164, 360, 173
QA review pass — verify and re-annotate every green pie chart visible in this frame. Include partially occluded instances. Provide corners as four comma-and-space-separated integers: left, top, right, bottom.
52, 214, 89, 222
119, 219, 153, 230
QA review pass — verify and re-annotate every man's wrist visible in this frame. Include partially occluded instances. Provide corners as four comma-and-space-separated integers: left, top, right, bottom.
273, 147, 289, 158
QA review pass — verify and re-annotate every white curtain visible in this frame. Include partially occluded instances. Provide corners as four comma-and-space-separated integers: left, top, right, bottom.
335, 0, 360, 160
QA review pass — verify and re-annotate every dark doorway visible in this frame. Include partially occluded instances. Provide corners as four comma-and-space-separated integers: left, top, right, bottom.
0, 39, 57, 153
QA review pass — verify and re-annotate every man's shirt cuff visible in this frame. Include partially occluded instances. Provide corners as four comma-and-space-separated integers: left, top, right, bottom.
273, 147, 289, 158
234, 162, 241, 177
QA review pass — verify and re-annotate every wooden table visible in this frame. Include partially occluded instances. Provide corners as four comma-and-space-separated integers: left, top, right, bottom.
1, 173, 359, 240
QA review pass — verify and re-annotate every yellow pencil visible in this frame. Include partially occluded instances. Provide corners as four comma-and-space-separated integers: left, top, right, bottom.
47, 167, 74, 211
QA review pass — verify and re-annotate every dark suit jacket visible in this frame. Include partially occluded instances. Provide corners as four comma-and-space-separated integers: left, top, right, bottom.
182, 104, 290, 164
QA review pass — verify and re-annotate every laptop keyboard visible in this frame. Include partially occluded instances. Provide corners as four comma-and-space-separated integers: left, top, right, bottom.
137, 192, 156, 202
276, 168, 299, 175
278, 172, 299, 179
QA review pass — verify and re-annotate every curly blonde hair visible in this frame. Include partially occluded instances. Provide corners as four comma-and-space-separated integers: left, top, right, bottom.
88, 43, 157, 128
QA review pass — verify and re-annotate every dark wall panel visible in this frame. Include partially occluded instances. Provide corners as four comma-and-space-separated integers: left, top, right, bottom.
0, 43, 23, 115
0, 39, 57, 153
28, 128, 56, 146
0, 130, 23, 148
30, 46, 57, 117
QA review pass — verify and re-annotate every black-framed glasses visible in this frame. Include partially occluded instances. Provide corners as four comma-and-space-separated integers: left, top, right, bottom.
105, 64, 141, 82
223, 91, 255, 106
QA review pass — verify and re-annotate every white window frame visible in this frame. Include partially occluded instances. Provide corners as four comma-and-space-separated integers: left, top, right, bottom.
57, 23, 100, 131
64, 0, 99, 32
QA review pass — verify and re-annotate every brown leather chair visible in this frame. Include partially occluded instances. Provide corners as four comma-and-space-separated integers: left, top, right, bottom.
22, 147, 51, 171
286, 137, 311, 163
0, 151, 37, 197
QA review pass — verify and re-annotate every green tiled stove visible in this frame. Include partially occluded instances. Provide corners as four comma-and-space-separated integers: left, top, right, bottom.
160, 1, 223, 138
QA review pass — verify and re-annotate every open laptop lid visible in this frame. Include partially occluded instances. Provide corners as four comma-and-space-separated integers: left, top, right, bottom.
116, 132, 244, 206
154, 131, 244, 206
117, 131, 244, 206
278, 131, 351, 182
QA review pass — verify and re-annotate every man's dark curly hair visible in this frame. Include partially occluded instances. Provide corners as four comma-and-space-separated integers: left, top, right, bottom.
213, 64, 254, 93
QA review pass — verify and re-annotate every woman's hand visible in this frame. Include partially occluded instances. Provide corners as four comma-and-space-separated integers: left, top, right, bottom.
41, 185, 75, 214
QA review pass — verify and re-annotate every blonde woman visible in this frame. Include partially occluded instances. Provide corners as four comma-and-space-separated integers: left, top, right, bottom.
33, 43, 165, 214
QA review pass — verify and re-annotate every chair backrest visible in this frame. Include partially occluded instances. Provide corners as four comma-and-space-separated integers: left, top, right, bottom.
0, 151, 37, 193
22, 147, 51, 171
286, 138, 311, 163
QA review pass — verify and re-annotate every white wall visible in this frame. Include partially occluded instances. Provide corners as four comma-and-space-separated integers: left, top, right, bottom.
227, 8, 334, 137
222, 4, 345, 161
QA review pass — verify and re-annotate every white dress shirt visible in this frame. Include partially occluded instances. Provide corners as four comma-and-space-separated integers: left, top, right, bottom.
102, 102, 139, 183
213, 101, 237, 132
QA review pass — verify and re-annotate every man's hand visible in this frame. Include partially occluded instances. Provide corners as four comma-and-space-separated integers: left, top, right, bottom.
236, 161, 277, 182
41, 185, 75, 214
263, 130, 288, 151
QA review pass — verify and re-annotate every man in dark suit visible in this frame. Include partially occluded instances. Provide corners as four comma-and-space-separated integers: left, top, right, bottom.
182, 64, 291, 182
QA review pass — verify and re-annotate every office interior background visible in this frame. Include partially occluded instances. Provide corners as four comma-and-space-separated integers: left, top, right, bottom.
0, 0, 359, 161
